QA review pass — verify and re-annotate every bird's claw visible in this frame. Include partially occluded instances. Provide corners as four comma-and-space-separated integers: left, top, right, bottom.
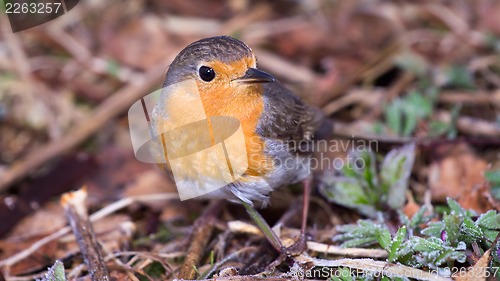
285, 233, 308, 256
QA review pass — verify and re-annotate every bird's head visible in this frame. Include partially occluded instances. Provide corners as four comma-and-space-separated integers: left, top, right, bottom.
164, 36, 275, 104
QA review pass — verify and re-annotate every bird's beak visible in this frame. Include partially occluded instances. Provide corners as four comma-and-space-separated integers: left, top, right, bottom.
234, 68, 275, 84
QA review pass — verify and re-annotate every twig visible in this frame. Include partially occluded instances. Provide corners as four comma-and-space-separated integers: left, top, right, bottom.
162, 9, 306, 43
306, 241, 388, 259
253, 49, 317, 84
179, 200, 224, 279
161, 16, 221, 36
324, 87, 500, 117
61, 188, 110, 281
319, 40, 402, 108
366, 71, 415, 120
1, 12, 62, 139
228, 220, 263, 236
0, 270, 47, 281
424, 4, 485, 48
69, 250, 177, 280
0, 12, 33, 83
438, 90, 500, 106
229, 223, 386, 259
243, 16, 312, 42
198, 247, 258, 279
0, 225, 71, 273
480, 68, 500, 88
333, 118, 500, 145
0, 193, 178, 269
220, 4, 271, 36
113, 251, 173, 280
46, 25, 138, 82
0, 63, 165, 192
112, 250, 185, 260
435, 110, 500, 137
322, 89, 383, 116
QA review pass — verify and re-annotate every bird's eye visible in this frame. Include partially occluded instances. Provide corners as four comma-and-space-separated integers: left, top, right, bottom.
198, 66, 216, 82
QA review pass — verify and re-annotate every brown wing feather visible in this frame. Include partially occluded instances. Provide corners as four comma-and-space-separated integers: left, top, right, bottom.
256, 82, 324, 151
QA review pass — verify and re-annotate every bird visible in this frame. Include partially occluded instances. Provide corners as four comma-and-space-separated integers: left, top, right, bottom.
150, 35, 325, 256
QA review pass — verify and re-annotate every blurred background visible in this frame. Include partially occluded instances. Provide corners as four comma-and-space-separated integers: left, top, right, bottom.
1, 0, 500, 279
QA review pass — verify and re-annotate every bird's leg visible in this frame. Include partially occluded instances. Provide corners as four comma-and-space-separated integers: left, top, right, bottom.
242, 201, 285, 253
286, 177, 311, 255
242, 177, 311, 257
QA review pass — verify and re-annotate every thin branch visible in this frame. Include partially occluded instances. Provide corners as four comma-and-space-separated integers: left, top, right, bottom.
435, 110, 500, 137
253, 49, 318, 84
307, 241, 388, 259
322, 89, 382, 116
61, 188, 110, 281
46, 25, 137, 82
179, 200, 224, 279
438, 90, 500, 106
319, 40, 402, 108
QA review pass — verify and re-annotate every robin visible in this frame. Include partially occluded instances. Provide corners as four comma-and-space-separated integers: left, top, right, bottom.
151, 36, 325, 255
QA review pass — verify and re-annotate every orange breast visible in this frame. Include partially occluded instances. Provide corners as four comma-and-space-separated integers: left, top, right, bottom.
155, 78, 273, 184
199, 82, 274, 177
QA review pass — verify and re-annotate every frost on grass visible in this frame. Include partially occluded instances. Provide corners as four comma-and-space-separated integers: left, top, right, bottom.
334, 198, 500, 274
320, 144, 416, 218
37, 260, 67, 281
321, 144, 500, 278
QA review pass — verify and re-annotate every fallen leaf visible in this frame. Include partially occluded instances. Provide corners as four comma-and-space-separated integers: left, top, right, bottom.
86, 141, 152, 205
458, 181, 496, 214
454, 249, 491, 281
122, 170, 177, 211
0, 237, 59, 276
428, 144, 491, 213
7, 202, 66, 240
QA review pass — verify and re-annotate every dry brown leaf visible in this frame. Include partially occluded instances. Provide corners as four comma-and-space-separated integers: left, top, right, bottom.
458, 181, 496, 214
6, 202, 66, 240
454, 249, 491, 281
121, 170, 197, 223
0, 237, 59, 276
86, 142, 152, 204
428, 144, 491, 213
122, 170, 177, 210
